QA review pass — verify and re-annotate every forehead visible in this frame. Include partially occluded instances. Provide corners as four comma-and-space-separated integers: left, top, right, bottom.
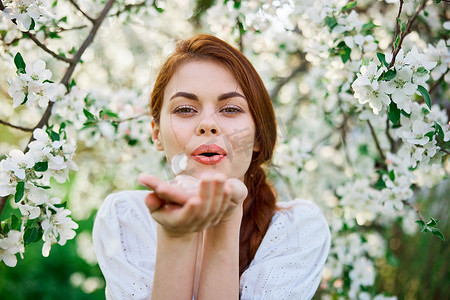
163, 60, 243, 99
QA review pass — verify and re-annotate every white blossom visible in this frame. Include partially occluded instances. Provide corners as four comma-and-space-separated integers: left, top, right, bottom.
0, 230, 23, 267
381, 67, 416, 113
1, 0, 49, 31
349, 256, 375, 286
2, 149, 36, 180
41, 205, 78, 257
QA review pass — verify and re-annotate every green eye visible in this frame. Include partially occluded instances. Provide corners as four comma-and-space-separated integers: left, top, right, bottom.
221, 105, 243, 113
174, 106, 197, 114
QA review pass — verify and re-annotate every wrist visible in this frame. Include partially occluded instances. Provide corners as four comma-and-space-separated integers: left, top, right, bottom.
211, 204, 243, 231
157, 224, 198, 242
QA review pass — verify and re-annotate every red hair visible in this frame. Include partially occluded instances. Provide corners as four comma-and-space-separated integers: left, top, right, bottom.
150, 34, 278, 275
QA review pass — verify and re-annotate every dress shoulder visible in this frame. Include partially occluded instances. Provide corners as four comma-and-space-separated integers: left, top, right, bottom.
93, 190, 157, 300
240, 198, 331, 300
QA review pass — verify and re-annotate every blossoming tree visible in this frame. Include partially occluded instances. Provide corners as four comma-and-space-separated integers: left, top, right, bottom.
0, 0, 448, 298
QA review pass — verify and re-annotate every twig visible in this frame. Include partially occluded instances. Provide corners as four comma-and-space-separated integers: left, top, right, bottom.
367, 120, 386, 161
23, 31, 74, 63
0, 119, 34, 132
388, 0, 429, 69
402, 200, 426, 223
429, 68, 450, 95
68, 0, 95, 23
269, 63, 305, 103
111, 0, 147, 18
110, 112, 151, 124
385, 114, 396, 153
437, 142, 450, 155
391, 0, 404, 55
55, 25, 88, 33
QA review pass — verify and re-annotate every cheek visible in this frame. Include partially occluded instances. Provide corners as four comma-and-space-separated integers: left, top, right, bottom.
227, 125, 256, 161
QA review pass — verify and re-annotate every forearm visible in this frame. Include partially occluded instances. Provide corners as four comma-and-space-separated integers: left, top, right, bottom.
197, 206, 243, 300
151, 225, 200, 300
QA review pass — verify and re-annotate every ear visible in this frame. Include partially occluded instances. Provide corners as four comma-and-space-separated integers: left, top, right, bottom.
253, 138, 261, 152
151, 121, 164, 151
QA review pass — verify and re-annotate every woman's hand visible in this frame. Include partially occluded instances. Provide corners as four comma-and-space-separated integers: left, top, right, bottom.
137, 173, 247, 237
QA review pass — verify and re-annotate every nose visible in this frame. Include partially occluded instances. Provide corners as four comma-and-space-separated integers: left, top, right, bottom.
196, 114, 221, 136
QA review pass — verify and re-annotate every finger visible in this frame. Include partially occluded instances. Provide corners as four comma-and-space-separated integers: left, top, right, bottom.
210, 177, 225, 220
145, 192, 165, 213
199, 179, 214, 217
211, 184, 231, 226
155, 183, 190, 205
225, 178, 248, 205
137, 174, 164, 191
169, 196, 203, 231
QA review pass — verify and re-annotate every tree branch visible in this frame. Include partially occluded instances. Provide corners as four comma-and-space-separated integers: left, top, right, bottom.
0, 119, 34, 132
429, 68, 450, 95
386, 114, 397, 153
111, 0, 147, 18
368, 120, 386, 161
402, 200, 426, 223
269, 60, 306, 103
68, 0, 95, 23
390, 0, 404, 55
388, 0, 429, 69
23, 31, 74, 63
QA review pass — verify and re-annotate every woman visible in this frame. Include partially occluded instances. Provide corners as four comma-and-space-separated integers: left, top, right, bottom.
93, 34, 330, 299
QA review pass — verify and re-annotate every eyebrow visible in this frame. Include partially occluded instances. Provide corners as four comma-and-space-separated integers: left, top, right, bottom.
169, 91, 246, 101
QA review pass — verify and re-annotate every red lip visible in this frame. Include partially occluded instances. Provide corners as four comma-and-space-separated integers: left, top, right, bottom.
191, 144, 227, 165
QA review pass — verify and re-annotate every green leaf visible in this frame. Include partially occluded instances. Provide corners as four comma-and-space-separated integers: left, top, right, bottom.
430, 228, 445, 241
427, 218, 439, 227
416, 66, 427, 74
417, 85, 431, 109
398, 18, 406, 33
33, 161, 48, 172
383, 69, 397, 81
342, 1, 357, 11
15, 182, 25, 203
388, 102, 400, 125
233, 0, 241, 9
325, 16, 338, 30
11, 214, 20, 230
377, 52, 388, 67
14, 53, 26, 74
48, 32, 60, 39
434, 122, 444, 138
29, 19, 35, 31
388, 170, 395, 181
394, 37, 400, 50
340, 46, 351, 63
361, 57, 369, 66
69, 79, 76, 90
83, 108, 96, 120
47, 128, 60, 142
24, 227, 38, 245
360, 22, 377, 36
424, 131, 434, 140
415, 220, 425, 227
99, 109, 119, 119
435, 0, 441, 3
32, 183, 51, 189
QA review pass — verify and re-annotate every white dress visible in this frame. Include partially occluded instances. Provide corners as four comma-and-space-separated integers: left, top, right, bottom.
93, 190, 331, 300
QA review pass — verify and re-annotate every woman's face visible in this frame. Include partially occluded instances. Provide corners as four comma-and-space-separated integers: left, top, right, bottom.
152, 60, 258, 180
